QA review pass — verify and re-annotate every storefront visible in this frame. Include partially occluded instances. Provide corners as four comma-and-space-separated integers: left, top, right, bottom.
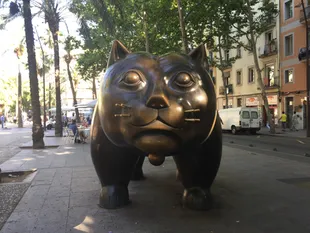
245, 95, 279, 126
222, 98, 233, 109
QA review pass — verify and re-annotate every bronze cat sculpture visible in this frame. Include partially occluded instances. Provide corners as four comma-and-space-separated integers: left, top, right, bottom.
90, 40, 222, 211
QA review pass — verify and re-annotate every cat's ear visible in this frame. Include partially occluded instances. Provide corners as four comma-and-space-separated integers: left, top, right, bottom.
107, 40, 130, 67
188, 44, 208, 68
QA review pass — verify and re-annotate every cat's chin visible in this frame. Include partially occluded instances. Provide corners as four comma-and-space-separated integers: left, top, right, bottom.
132, 130, 181, 154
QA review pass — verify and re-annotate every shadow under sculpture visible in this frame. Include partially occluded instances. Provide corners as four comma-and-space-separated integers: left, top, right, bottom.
90, 40, 222, 211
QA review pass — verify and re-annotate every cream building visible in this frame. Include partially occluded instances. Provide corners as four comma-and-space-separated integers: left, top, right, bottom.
213, 1, 280, 125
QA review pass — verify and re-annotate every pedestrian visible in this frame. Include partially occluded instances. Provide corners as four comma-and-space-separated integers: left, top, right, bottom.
290, 111, 299, 132
0, 115, 4, 129
279, 111, 287, 131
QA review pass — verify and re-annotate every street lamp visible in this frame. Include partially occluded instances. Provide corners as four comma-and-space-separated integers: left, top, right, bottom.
296, 0, 310, 137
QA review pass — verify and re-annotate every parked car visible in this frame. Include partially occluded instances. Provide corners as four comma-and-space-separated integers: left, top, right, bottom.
218, 107, 261, 135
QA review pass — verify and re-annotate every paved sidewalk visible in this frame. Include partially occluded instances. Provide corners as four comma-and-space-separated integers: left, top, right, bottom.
0, 134, 310, 233
258, 126, 307, 138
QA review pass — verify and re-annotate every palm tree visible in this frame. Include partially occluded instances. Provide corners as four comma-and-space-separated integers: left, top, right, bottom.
40, 0, 65, 136
23, 0, 45, 148
64, 34, 80, 123
13, 41, 24, 128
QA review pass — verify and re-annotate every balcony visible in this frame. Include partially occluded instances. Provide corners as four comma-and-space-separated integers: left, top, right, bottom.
265, 18, 276, 29
300, 6, 310, 23
259, 41, 277, 58
264, 76, 280, 89
298, 47, 310, 62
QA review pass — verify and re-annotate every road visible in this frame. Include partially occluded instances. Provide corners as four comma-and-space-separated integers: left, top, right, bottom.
223, 132, 310, 164
0, 125, 32, 165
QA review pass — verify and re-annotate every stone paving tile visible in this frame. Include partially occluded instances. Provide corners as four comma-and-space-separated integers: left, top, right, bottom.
69, 190, 99, 208
72, 167, 97, 178
47, 185, 71, 197
70, 177, 100, 193
32, 222, 66, 233
0, 211, 39, 233
41, 196, 69, 211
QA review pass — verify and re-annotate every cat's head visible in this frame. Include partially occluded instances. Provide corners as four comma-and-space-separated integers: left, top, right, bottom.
97, 40, 217, 154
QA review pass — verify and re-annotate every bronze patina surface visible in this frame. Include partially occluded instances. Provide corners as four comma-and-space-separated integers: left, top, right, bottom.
90, 40, 222, 210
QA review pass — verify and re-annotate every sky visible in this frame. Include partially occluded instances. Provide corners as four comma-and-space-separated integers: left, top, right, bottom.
0, 1, 81, 79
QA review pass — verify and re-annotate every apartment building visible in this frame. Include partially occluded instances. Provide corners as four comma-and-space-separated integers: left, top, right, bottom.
214, 2, 280, 125
280, 0, 308, 128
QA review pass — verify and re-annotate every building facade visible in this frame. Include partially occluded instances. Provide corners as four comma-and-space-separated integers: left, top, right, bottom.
280, 0, 308, 129
214, 1, 280, 125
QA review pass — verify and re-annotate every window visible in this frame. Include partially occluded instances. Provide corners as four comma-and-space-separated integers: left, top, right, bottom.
237, 46, 242, 58
242, 111, 250, 119
237, 98, 242, 107
284, 0, 293, 20
265, 32, 272, 44
285, 34, 293, 56
251, 111, 258, 119
265, 65, 275, 86
236, 70, 242, 85
284, 69, 293, 83
248, 67, 254, 83
225, 50, 230, 61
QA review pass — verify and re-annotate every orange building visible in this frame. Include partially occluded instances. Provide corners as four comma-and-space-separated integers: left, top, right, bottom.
280, 0, 309, 128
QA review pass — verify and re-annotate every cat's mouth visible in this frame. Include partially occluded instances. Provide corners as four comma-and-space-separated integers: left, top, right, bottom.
130, 116, 181, 130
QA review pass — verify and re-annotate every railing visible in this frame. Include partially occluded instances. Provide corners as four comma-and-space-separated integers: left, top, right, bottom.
259, 41, 277, 58
300, 6, 310, 23
264, 76, 280, 88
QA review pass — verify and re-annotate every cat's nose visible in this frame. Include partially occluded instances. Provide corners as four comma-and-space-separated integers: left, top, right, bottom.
146, 94, 170, 109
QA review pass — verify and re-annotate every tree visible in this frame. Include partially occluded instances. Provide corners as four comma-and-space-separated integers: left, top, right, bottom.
13, 41, 24, 128
41, 0, 64, 136
64, 35, 81, 122
23, 0, 45, 148
205, 0, 240, 108
228, 0, 278, 133
69, 0, 182, 88
177, 0, 188, 53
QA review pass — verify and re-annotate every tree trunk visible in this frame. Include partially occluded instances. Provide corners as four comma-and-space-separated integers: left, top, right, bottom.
48, 82, 51, 113
66, 62, 80, 123
217, 37, 229, 108
51, 31, 62, 136
142, 5, 149, 53
92, 76, 97, 99
17, 66, 23, 128
23, 0, 45, 148
177, 0, 189, 53
246, 0, 275, 134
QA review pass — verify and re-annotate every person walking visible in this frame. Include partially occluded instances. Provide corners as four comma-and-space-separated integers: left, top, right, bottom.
290, 111, 299, 132
279, 111, 287, 131
0, 115, 4, 129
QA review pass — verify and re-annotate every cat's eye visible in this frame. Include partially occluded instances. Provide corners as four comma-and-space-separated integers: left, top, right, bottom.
121, 71, 143, 86
174, 72, 194, 88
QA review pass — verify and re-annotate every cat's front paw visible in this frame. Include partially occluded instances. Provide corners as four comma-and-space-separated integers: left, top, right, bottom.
99, 185, 131, 209
182, 187, 213, 211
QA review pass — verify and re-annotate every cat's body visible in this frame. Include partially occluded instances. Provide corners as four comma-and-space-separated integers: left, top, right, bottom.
90, 41, 222, 210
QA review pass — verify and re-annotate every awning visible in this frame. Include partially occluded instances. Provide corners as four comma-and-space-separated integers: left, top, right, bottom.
75, 99, 97, 108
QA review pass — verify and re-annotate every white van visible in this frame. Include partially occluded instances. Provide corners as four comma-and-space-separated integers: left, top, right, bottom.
218, 107, 261, 134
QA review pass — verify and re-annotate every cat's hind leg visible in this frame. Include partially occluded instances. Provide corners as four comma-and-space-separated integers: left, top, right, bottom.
131, 155, 146, 181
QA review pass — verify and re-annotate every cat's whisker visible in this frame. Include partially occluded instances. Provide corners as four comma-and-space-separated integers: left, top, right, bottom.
184, 118, 200, 122
114, 114, 131, 117
115, 103, 131, 108
184, 109, 200, 113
